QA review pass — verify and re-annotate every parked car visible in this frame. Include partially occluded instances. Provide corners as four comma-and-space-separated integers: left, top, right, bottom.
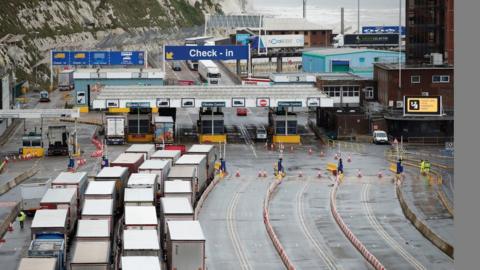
372, 130, 389, 144
236, 108, 248, 116
172, 62, 182, 71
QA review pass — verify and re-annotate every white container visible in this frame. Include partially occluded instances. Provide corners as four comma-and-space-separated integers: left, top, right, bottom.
160, 197, 194, 248
105, 115, 126, 145
121, 256, 161, 270
126, 144, 156, 160
76, 219, 110, 241
174, 154, 207, 195
151, 149, 181, 163
31, 209, 68, 240
166, 220, 205, 270
111, 153, 145, 174
164, 180, 193, 206
124, 206, 158, 231
95, 166, 129, 192
124, 188, 154, 206
81, 199, 114, 230
20, 177, 52, 214
127, 173, 158, 189
186, 144, 218, 181
85, 181, 116, 200
122, 229, 160, 257
70, 240, 110, 270
51, 172, 88, 202
18, 257, 57, 270
138, 159, 171, 196
40, 188, 77, 233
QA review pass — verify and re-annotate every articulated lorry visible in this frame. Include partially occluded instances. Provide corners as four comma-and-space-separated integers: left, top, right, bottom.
198, 60, 221, 85
105, 115, 126, 145
58, 70, 74, 91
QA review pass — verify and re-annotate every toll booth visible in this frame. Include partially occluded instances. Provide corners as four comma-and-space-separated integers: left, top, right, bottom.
198, 107, 225, 143
127, 107, 153, 143
268, 108, 300, 144
21, 131, 45, 157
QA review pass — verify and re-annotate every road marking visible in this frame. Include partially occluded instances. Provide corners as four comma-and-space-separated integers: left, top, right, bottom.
361, 182, 427, 270
297, 180, 340, 270
227, 181, 253, 270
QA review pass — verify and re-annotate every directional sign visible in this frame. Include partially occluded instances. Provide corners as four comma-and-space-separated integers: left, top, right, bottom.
201, 101, 226, 107
403, 96, 442, 116
164, 45, 248, 61
110, 51, 144, 65
278, 101, 302, 107
70, 52, 89, 65
51, 51, 144, 65
52, 51, 70, 65
90, 51, 109, 65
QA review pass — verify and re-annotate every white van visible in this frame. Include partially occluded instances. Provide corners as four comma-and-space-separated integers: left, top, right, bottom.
372, 130, 389, 144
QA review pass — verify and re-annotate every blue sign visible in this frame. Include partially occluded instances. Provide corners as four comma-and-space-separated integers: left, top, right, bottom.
362, 26, 406, 35
52, 51, 70, 65
51, 51, 145, 65
90, 51, 109, 65
110, 51, 144, 65
236, 34, 250, 45
69, 51, 89, 65
164, 45, 248, 61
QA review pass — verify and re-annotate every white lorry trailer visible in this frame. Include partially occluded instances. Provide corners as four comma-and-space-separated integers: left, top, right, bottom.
198, 60, 221, 85
105, 115, 126, 145
20, 177, 52, 216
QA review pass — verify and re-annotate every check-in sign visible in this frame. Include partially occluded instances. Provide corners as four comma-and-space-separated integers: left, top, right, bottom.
164, 45, 249, 61
404, 96, 442, 115
278, 101, 303, 107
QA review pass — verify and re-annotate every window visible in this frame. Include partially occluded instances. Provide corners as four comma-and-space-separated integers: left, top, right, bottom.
411, 75, 421, 83
323, 86, 341, 97
365, 87, 374, 99
359, 57, 365, 63
294, 31, 299, 34
432, 75, 450, 83
373, 57, 380, 62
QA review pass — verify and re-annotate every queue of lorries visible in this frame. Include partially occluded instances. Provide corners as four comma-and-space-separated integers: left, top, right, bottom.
18, 143, 220, 270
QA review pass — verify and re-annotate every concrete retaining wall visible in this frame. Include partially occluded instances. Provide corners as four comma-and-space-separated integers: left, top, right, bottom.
395, 181, 454, 258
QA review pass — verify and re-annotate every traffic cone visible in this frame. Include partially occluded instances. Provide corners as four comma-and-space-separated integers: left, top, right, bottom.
12, 155, 16, 162
334, 153, 338, 160
235, 170, 240, 177
308, 148, 312, 155
317, 170, 322, 178
258, 170, 263, 177
298, 171, 303, 177
264, 142, 268, 148
378, 170, 383, 178
0, 238, 5, 243
357, 169, 362, 178
263, 170, 267, 177
7, 223, 13, 232
270, 143, 275, 150
4, 157, 8, 163
347, 155, 351, 162
320, 151, 325, 157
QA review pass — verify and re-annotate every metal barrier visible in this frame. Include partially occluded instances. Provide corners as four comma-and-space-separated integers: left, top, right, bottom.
406, 137, 453, 145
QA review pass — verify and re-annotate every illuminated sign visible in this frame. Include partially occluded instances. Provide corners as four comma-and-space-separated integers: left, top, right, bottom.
403, 96, 442, 116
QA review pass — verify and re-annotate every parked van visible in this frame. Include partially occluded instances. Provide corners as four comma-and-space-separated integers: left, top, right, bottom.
372, 130, 389, 144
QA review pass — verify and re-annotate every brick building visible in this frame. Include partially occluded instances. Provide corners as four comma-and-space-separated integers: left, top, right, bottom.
374, 63, 453, 111
406, 0, 454, 65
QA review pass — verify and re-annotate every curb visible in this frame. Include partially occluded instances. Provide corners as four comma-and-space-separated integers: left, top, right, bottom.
395, 180, 454, 258
194, 175, 221, 220
0, 160, 40, 196
330, 178, 386, 270
263, 178, 296, 270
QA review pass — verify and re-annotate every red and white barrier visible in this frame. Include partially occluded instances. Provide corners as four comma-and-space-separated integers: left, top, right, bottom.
263, 179, 296, 270
330, 176, 386, 270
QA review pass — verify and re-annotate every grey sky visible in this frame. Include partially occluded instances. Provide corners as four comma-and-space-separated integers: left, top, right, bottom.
251, 0, 404, 10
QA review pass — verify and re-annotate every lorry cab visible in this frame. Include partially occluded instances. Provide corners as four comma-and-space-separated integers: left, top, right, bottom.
372, 130, 389, 144
39, 90, 50, 102
256, 126, 267, 142
172, 61, 182, 71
